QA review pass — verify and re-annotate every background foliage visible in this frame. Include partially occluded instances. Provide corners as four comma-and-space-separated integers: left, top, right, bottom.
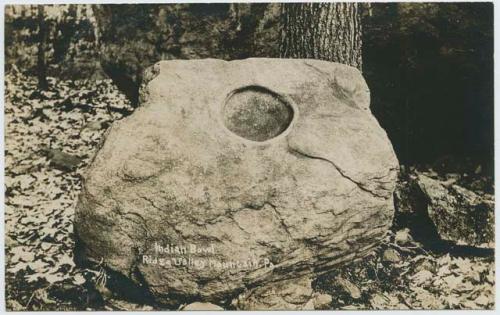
364, 3, 493, 170
4, 3, 493, 171
5, 5, 103, 79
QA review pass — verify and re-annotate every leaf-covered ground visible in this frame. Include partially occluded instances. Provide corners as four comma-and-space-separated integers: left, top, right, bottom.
314, 229, 494, 310
4, 70, 141, 311
3, 71, 495, 310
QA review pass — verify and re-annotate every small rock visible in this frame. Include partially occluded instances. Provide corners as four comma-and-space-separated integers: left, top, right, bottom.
181, 302, 224, 311
44, 148, 82, 172
394, 228, 413, 246
312, 293, 333, 310
335, 276, 361, 300
382, 248, 401, 263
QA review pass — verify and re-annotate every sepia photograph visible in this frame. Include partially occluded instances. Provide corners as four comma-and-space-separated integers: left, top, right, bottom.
2, 1, 495, 311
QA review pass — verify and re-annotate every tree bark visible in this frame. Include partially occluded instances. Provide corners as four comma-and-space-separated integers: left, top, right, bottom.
280, 2, 362, 69
37, 5, 48, 90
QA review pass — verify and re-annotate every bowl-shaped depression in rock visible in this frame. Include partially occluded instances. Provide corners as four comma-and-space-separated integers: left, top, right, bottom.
222, 85, 295, 142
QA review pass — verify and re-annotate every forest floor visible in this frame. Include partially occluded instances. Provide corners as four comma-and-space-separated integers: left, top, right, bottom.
3, 71, 495, 311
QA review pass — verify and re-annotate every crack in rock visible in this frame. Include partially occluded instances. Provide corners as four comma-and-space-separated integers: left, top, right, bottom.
266, 202, 293, 240
287, 143, 387, 199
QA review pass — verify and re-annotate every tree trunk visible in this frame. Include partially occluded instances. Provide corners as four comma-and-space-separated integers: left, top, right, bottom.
280, 2, 362, 69
37, 5, 48, 90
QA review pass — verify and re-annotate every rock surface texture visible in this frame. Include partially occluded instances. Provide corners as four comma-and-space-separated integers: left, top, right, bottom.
75, 59, 399, 307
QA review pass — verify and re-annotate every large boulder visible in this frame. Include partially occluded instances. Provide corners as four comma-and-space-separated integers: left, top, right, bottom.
75, 59, 399, 307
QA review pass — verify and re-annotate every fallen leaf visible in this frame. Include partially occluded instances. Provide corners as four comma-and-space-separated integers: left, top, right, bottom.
411, 270, 433, 285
